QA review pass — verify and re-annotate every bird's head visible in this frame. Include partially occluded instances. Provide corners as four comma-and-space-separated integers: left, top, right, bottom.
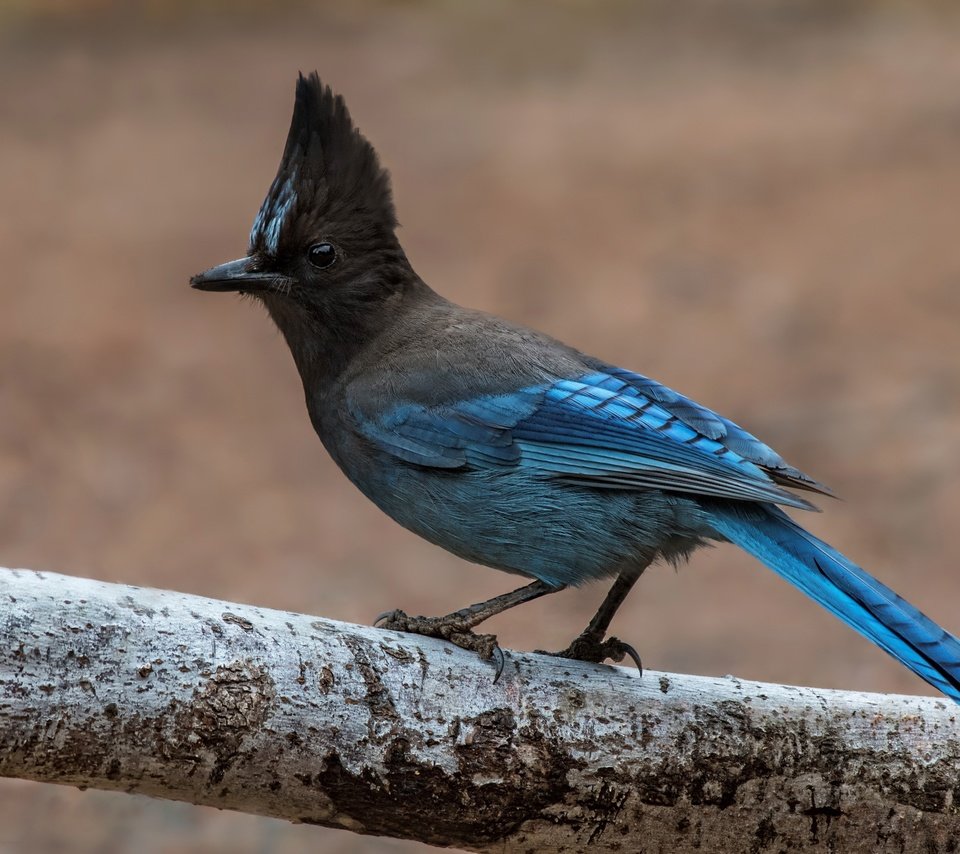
191, 73, 418, 362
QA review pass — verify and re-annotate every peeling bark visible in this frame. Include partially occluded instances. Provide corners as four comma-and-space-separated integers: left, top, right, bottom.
1, 566, 959, 852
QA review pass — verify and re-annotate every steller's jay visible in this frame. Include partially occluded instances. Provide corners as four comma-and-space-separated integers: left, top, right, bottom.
192, 73, 960, 701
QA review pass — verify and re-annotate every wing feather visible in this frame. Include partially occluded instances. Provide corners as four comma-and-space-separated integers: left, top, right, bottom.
352, 371, 825, 511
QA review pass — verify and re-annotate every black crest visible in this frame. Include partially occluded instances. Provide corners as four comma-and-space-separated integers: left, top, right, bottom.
249, 72, 396, 255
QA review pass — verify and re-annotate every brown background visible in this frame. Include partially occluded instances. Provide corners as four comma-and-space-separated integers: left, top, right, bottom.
2, 2, 959, 851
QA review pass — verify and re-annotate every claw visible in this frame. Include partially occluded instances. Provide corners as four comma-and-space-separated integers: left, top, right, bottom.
374, 609, 401, 627
617, 641, 643, 675
491, 644, 505, 683
540, 632, 644, 674
371, 608, 506, 682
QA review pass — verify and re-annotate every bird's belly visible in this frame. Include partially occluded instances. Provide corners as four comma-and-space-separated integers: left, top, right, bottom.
342, 457, 707, 587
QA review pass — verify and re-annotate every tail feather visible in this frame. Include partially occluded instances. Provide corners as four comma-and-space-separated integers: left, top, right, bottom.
707, 502, 960, 703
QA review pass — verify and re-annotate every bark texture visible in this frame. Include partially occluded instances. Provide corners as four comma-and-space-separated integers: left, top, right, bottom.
1, 566, 959, 852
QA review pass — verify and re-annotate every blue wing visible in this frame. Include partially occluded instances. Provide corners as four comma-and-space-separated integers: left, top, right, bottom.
352, 369, 827, 511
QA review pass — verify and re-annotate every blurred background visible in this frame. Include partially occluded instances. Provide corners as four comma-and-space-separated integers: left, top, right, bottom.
2, 0, 960, 851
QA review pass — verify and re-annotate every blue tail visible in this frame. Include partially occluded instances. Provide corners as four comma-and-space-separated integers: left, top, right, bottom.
707, 502, 960, 702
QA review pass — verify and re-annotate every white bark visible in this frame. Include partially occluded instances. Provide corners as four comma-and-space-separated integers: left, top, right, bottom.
1, 566, 958, 852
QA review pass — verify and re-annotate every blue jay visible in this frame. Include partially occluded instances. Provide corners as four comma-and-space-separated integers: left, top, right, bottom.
192, 73, 960, 701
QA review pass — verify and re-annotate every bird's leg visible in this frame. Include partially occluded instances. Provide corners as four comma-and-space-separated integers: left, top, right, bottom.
375, 579, 563, 679
542, 567, 647, 671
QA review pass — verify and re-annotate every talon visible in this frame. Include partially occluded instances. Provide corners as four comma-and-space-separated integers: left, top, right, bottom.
373, 611, 397, 626
370, 609, 506, 678
491, 645, 505, 683
619, 641, 643, 675
374, 608, 412, 630
600, 636, 643, 674
540, 632, 644, 673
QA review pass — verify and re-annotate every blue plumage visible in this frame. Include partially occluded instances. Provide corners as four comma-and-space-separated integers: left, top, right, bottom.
192, 72, 960, 701
710, 505, 960, 702
357, 371, 817, 509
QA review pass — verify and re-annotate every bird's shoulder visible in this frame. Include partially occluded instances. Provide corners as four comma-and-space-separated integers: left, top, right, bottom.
341, 299, 591, 409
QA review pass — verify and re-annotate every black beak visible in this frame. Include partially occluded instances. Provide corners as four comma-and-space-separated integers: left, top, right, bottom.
190, 257, 291, 293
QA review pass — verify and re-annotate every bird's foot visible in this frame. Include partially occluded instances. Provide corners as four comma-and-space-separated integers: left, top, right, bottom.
539, 633, 643, 674
375, 609, 505, 680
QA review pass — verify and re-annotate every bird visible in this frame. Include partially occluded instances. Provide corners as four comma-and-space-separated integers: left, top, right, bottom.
192, 72, 960, 702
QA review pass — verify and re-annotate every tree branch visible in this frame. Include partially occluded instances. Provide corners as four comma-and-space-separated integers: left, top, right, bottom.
1, 566, 958, 852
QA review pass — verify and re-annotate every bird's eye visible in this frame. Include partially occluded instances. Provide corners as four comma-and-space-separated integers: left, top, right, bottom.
307, 242, 337, 269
